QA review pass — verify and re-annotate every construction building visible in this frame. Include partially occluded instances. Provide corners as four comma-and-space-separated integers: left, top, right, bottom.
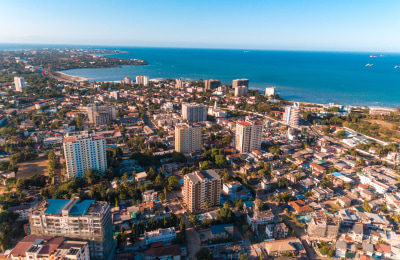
87, 104, 117, 126
174, 123, 202, 154
307, 213, 340, 240
183, 170, 221, 212
29, 198, 113, 260
181, 103, 207, 122
235, 120, 263, 153
63, 132, 107, 179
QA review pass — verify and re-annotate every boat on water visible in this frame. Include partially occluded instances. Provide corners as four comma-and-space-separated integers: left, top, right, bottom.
395, 65, 399, 69
244, 50, 249, 53
365, 63, 373, 67
370, 55, 377, 58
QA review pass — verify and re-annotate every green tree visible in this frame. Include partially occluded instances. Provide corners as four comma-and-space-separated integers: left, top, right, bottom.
335, 130, 346, 139
195, 248, 213, 260
215, 155, 227, 167
204, 198, 210, 211
363, 200, 372, 213
168, 176, 180, 191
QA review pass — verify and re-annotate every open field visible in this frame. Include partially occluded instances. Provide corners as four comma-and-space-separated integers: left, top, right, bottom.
364, 119, 399, 131
17, 157, 48, 178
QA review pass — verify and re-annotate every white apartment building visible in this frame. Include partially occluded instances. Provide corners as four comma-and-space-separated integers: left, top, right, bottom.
181, 103, 207, 122
265, 87, 276, 97
235, 120, 263, 153
63, 132, 107, 179
183, 170, 221, 212
136, 75, 149, 86
29, 198, 113, 260
174, 123, 202, 154
359, 174, 389, 194
145, 227, 176, 245
110, 91, 119, 100
283, 103, 300, 127
142, 189, 159, 202
14, 76, 26, 92
175, 78, 183, 89
234, 86, 248, 97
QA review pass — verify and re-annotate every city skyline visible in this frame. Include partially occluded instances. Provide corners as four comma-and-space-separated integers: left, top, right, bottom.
1, 0, 400, 52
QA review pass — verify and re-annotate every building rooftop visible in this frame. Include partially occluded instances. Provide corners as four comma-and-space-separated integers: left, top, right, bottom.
34, 198, 106, 217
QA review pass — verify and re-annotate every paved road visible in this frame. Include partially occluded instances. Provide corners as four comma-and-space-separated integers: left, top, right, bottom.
268, 202, 320, 260
184, 216, 200, 259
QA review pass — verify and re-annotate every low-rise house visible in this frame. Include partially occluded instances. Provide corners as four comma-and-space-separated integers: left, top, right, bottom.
144, 244, 181, 260
135, 171, 148, 183
142, 189, 158, 202
145, 227, 177, 245
337, 196, 352, 208
351, 223, 364, 243
7, 204, 32, 220
247, 210, 275, 232
210, 224, 234, 239
9, 235, 89, 260
263, 238, 306, 257
288, 200, 313, 215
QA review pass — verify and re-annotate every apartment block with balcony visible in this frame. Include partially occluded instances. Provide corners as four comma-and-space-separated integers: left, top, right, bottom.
29, 198, 113, 260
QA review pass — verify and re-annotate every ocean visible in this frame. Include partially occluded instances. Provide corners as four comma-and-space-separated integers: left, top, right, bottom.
1, 43, 400, 107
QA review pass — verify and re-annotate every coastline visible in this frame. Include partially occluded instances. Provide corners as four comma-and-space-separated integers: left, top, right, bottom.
48, 70, 88, 82
58, 68, 397, 110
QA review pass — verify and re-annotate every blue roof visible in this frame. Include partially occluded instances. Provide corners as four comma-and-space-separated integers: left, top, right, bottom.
45, 199, 70, 214
45, 199, 95, 215
211, 224, 233, 235
331, 172, 343, 177
70, 200, 95, 215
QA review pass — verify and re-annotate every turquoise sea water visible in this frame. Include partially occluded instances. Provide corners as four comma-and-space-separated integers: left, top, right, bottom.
1, 44, 400, 107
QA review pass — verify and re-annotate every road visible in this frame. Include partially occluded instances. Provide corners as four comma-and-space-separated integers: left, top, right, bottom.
169, 190, 201, 259
268, 202, 321, 260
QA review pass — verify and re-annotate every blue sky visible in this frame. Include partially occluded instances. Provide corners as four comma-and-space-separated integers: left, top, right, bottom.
1, 0, 399, 52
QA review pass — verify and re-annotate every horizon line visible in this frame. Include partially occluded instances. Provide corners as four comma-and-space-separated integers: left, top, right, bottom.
1, 42, 400, 55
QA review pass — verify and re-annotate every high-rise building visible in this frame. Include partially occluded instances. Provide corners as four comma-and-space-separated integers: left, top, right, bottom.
204, 79, 221, 90
63, 132, 107, 179
232, 78, 249, 88
136, 75, 149, 86
174, 123, 202, 154
14, 77, 26, 92
265, 87, 276, 97
235, 120, 263, 153
175, 79, 183, 89
283, 102, 300, 127
110, 91, 119, 100
183, 170, 221, 212
181, 103, 207, 122
234, 85, 248, 97
87, 104, 117, 126
124, 77, 131, 84
29, 197, 113, 260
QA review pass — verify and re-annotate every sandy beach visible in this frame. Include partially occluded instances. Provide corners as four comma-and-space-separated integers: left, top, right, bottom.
47, 70, 88, 82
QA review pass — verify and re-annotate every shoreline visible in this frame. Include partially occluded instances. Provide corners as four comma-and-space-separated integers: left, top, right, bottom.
49, 70, 88, 82
58, 70, 398, 109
